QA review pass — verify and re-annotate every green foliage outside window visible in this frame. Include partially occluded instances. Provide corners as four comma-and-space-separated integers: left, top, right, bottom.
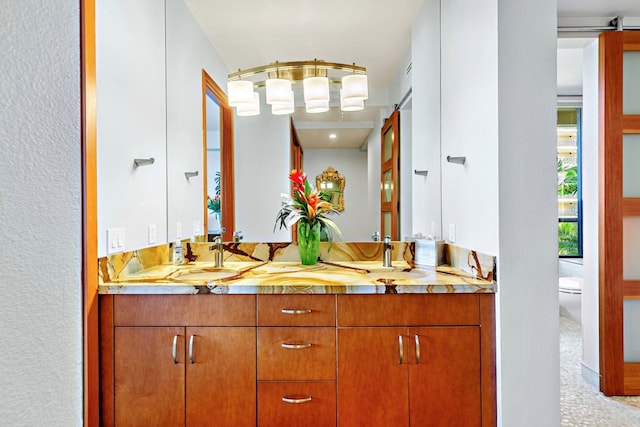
558, 222, 579, 255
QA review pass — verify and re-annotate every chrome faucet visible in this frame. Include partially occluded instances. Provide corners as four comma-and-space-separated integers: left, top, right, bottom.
383, 235, 394, 267
213, 236, 224, 268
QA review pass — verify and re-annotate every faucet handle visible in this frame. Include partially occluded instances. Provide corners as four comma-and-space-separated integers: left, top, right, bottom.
384, 235, 391, 244
233, 230, 243, 242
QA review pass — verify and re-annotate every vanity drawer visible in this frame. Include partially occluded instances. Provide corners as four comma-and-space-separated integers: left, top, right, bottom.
337, 294, 480, 326
257, 295, 335, 326
258, 381, 336, 427
113, 294, 256, 326
258, 327, 336, 380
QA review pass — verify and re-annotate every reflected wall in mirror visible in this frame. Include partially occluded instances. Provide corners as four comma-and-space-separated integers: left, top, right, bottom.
316, 167, 345, 212
202, 70, 234, 242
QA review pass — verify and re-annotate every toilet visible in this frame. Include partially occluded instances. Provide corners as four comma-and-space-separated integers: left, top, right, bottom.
559, 276, 583, 323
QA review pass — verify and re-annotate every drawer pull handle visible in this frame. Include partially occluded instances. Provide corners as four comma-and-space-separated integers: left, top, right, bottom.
172, 335, 179, 364
189, 335, 195, 364
281, 308, 312, 315
281, 342, 312, 350
282, 396, 312, 404
414, 334, 421, 364
398, 335, 404, 365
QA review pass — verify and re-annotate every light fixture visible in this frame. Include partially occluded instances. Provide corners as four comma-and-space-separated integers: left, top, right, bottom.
272, 91, 295, 115
265, 78, 292, 105
341, 74, 368, 101
227, 60, 367, 116
303, 76, 330, 103
227, 80, 254, 107
236, 92, 260, 116
340, 89, 364, 112
305, 99, 329, 114
329, 133, 337, 139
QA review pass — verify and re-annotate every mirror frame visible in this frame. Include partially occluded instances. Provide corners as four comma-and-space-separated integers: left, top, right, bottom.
316, 167, 345, 212
202, 70, 234, 241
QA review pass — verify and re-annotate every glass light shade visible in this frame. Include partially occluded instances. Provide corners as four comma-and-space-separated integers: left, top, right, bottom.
272, 91, 295, 115
340, 89, 364, 111
266, 79, 292, 105
305, 99, 329, 114
237, 92, 260, 116
227, 80, 254, 107
303, 76, 330, 103
341, 74, 368, 100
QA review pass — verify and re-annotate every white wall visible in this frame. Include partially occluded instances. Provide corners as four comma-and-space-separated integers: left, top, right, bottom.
166, 0, 229, 241
304, 149, 373, 241
235, 108, 291, 241
581, 39, 600, 384
412, 0, 559, 425
0, 1, 82, 424
496, 0, 559, 425
440, 0, 499, 254
97, 0, 167, 256
411, 0, 442, 239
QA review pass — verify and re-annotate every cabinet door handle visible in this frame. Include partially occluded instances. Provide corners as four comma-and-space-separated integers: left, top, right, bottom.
189, 335, 196, 364
172, 335, 179, 364
282, 396, 312, 404
414, 334, 421, 364
281, 342, 312, 349
281, 308, 312, 315
398, 335, 404, 365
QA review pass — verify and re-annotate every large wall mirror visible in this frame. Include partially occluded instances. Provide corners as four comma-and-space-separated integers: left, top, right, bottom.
96, 0, 418, 252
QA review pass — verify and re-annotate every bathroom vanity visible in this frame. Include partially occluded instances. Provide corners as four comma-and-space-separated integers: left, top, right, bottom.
98, 242, 496, 426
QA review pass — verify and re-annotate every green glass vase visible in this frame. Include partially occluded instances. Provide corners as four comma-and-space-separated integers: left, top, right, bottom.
297, 220, 321, 265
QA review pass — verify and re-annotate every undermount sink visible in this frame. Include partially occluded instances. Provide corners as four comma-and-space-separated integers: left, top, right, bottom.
365, 271, 426, 280
175, 269, 240, 281
172, 261, 264, 282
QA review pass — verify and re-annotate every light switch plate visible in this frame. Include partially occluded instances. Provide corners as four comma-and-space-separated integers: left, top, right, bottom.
148, 224, 157, 244
107, 228, 125, 254
193, 220, 202, 235
176, 222, 182, 239
449, 224, 456, 243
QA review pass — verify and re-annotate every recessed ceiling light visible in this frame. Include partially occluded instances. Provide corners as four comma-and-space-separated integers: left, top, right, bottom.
329, 133, 337, 139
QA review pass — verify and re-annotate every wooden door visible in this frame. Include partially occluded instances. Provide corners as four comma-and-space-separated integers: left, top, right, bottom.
408, 327, 481, 427
599, 31, 640, 395
186, 327, 256, 427
381, 110, 400, 239
290, 119, 304, 242
114, 327, 185, 426
337, 327, 409, 426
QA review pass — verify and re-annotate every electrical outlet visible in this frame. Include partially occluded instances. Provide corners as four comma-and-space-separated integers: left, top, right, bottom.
148, 224, 157, 244
176, 222, 182, 239
107, 228, 125, 254
430, 221, 436, 239
449, 224, 456, 243
193, 220, 202, 235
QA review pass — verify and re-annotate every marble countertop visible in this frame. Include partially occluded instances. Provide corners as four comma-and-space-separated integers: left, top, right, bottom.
98, 259, 496, 295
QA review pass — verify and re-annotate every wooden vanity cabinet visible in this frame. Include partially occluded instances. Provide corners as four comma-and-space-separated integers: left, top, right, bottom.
100, 294, 256, 427
336, 294, 495, 427
256, 295, 337, 427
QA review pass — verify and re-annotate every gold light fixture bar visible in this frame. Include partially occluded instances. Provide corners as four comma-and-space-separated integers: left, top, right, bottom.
228, 60, 366, 82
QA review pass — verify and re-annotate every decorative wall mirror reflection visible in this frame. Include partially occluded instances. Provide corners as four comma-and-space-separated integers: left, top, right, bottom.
316, 167, 345, 212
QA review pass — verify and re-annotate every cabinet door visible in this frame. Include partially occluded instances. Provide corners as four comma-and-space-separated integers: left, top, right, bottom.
338, 327, 409, 426
185, 327, 256, 427
409, 327, 481, 427
114, 327, 185, 426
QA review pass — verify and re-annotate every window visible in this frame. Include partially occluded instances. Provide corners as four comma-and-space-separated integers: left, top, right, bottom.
557, 107, 582, 257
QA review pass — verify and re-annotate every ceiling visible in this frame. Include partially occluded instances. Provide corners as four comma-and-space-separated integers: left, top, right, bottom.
189, 0, 640, 150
